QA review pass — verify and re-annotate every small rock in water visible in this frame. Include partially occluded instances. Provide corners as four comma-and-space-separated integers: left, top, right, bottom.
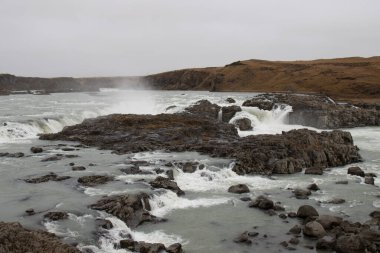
226, 97, 236, 103
233, 231, 252, 245
327, 198, 346, 204
181, 162, 197, 173
364, 176, 375, 185
43, 211, 69, 221
166, 170, 174, 180
95, 219, 113, 230
30, 147, 43, 153
77, 175, 113, 187
347, 166, 365, 177
304, 166, 323, 175
249, 196, 274, 210
293, 188, 311, 199
150, 176, 185, 196
240, 197, 252, 202
72, 166, 86, 171
297, 205, 319, 218
307, 183, 320, 191
288, 225, 302, 235
25, 208, 35, 216
234, 118, 252, 131
303, 221, 327, 238
228, 184, 250, 194
335, 180, 349, 184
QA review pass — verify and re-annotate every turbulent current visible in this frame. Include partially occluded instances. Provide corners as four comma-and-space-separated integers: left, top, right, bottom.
0, 90, 379, 253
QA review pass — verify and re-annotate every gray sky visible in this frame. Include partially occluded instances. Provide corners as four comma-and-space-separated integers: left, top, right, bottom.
0, 0, 379, 77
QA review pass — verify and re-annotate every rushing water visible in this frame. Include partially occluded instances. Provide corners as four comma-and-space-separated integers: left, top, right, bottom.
0, 90, 379, 252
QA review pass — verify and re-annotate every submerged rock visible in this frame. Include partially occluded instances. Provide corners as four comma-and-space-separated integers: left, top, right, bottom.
24, 173, 71, 184
89, 193, 163, 228
150, 176, 185, 196
0, 152, 24, 158
77, 175, 113, 187
228, 184, 250, 194
0, 222, 80, 253
43, 211, 69, 221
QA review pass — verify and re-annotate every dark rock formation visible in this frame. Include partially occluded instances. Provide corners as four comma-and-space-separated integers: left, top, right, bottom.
293, 188, 312, 199
120, 239, 183, 253
40, 110, 362, 176
304, 166, 323, 175
234, 118, 252, 131
95, 219, 113, 230
243, 93, 380, 129
228, 184, 250, 194
221, 105, 241, 122
72, 166, 86, 171
30, 147, 43, 153
242, 98, 274, 110
185, 100, 221, 119
233, 231, 253, 245
226, 97, 236, 103
249, 196, 274, 210
24, 173, 71, 184
347, 166, 365, 177
307, 183, 320, 191
297, 205, 319, 218
77, 175, 113, 187
43, 212, 69, 221
0, 152, 24, 158
150, 176, 185, 196
120, 166, 153, 175
0, 222, 80, 253
89, 193, 163, 228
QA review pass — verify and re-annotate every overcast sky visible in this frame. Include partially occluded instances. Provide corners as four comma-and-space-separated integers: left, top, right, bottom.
0, 0, 379, 77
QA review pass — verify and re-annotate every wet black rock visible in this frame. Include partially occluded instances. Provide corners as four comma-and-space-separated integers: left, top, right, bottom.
180, 162, 198, 173
303, 221, 327, 238
185, 100, 221, 119
249, 196, 274, 210
327, 198, 346, 204
77, 175, 113, 187
233, 231, 252, 245
30, 147, 43, 153
242, 98, 274, 110
226, 97, 236, 103
24, 172, 71, 184
43, 211, 69, 221
234, 118, 252, 131
336, 180, 349, 185
120, 166, 153, 175
316, 215, 343, 230
307, 183, 320, 191
95, 219, 113, 230
297, 205, 319, 218
25, 208, 35, 216
41, 155, 63, 162
119, 239, 166, 253
288, 225, 302, 235
293, 188, 311, 199
167, 243, 184, 253
0, 152, 24, 158
166, 170, 174, 180
0, 222, 81, 253
347, 166, 365, 177
150, 176, 185, 196
228, 184, 250, 194
364, 176, 375, 185
89, 193, 163, 228
221, 105, 241, 123
72, 166, 86, 171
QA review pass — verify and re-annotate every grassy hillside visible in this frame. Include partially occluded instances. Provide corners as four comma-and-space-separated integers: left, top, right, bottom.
146, 57, 380, 101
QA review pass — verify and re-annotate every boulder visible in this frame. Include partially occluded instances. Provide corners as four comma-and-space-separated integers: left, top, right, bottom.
347, 166, 365, 177
43, 212, 69, 221
234, 118, 252, 131
185, 100, 221, 119
364, 176, 375, 185
221, 105, 242, 122
167, 243, 184, 253
249, 196, 274, 210
307, 183, 320, 191
242, 98, 274, 110
303, 221, 327, 238
293, 188, 311, 199
120, 166, 153, 175
316, 215, 343, 230
150, 176, 185, 196
316, 235, 336, 250
77, 175, 113, 187
30, 147, 43, 153
226, 97, 236, 103
228, 184, 250, 194
297, 205, 319, 218
89, 193, 163, 228
288, 225, 301, 234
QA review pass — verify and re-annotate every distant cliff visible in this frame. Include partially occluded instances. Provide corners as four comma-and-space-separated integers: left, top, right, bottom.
145, 57, 380, 101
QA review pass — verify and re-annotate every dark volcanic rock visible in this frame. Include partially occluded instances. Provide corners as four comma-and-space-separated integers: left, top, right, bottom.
89, 193, 162, 228
303, 221, 327, 238
234, 118, 252, 131
150, 176, 185, 196
226, 97, 236, 103
77, 175, 113, 187
120, 166, 153, 175
221, 105, 241, 122
40, 112, 362, 176
43, 211, 69, 221
347, 166, 365, 177
72, 166, 86, 171
244, 93, 380, 129
297, 205, 319, 218
24, 173, 71, 184
30, 147, 43, 153
185, 100, 221, 119
228, 184, 250, 194
242, 98, 274, 110
249, 196, 274, 210
0, 222, 80, 253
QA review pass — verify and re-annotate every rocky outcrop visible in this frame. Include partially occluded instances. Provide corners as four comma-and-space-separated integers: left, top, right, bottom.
221, 105, 241, 122
89, 193, 163, 228
0, 222, 80, 253
185, 100, 221, 119
233, 118, 252, 131
40, 109, 361, 175
150, 176, 185, 196
228, 184, 250, 194
243, 93, 380, 129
